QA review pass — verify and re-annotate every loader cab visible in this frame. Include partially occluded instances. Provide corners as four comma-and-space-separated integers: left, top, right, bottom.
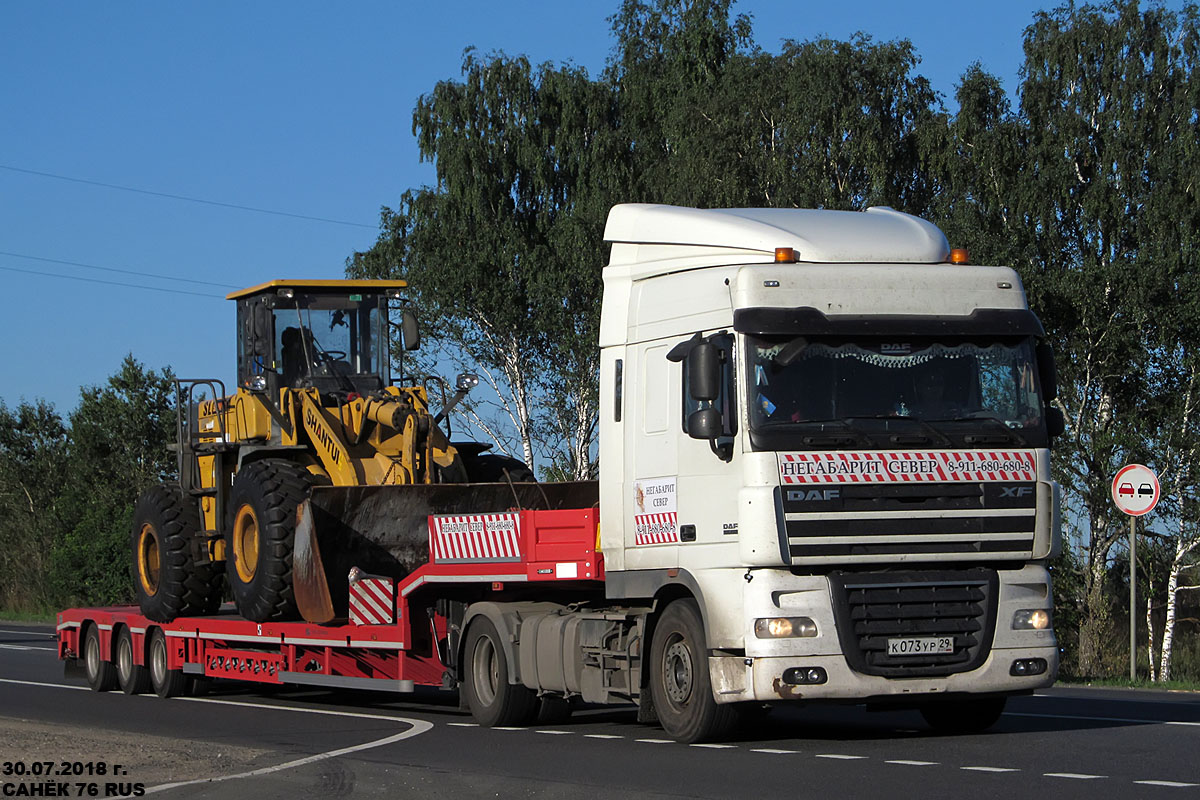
230, 279, 410, 399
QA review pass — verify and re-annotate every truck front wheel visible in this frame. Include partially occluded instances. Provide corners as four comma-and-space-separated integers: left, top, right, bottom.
462, 617, 538, 727
920, 697, 1007, 734
225, 459, 310, 622
649, 599, 738, 743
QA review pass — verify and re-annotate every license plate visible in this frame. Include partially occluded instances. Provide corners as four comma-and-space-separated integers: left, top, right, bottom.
887, 636, 954, 656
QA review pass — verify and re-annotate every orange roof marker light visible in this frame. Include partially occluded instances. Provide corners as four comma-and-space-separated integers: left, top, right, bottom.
775, 247, 798, 263
948, 248, 970, 264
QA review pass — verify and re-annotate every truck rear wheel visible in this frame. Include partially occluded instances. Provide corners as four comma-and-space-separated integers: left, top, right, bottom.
920, 697, 1007, 734
649, 599, 738, 743
83, 625, 116, 692
131, 484, 221, 622
115, 627, 150, 695
463, 617, 538, 727
225, 459, 310, 622
148, 628, 191, 698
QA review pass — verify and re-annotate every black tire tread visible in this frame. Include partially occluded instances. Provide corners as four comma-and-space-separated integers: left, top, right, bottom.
226, 459, 311, 622
131, 484, 221, 622
649, 599, 739, 743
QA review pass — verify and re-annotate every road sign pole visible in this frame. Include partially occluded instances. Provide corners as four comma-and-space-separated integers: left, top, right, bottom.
1130, 514, 1136, 682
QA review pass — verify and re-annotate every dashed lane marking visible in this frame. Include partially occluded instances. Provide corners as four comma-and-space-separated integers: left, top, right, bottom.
635, 738, 673, 744
535, 730, 573, 735
962, 767, 1019, 773
1045, 773, 1106, 780
584, 734, 624, 739
886, 760, 938, 766
0, 628, 57, 637
691, 743, 736, 749
1134, 781, 1199, 788
0, 644, 57, 652
447, 722, 478, 727
816, 754, 868, 760
751, 748, 797, 754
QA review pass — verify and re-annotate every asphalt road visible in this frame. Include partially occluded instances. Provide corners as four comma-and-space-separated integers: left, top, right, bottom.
2, 622, 1199, 799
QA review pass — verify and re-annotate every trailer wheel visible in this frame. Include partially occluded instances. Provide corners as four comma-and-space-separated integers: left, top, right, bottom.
225, 459, 310, 622
83, 625, 116, 692
649, 599, 738, 743
462, 617, 538, 727
920, 697, 1007, 734
148, 628, 190, 699
115, 627, 150, 695
131, 484, 221, 622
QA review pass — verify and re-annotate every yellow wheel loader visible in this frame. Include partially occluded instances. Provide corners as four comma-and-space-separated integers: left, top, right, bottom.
130, 279, 547, 623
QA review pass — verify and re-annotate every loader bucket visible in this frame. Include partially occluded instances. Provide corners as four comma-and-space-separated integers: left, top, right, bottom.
293, 481, 599, 624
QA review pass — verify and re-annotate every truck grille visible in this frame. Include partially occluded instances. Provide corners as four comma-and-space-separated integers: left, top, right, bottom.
828, 569, 998, 678
784, 482, 1036, 564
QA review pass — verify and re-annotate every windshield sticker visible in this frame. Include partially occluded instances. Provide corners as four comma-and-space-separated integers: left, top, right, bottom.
779, 451, 1035, 483
634, 477, 678, 545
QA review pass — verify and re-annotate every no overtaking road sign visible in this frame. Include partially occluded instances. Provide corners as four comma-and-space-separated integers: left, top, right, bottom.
1111, 463, 1159, 516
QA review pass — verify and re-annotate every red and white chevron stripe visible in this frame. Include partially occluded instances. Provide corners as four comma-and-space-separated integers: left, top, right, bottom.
430, 512, 522, 563
634, 512, 679, 545
778, 451, 1036, 484
349, 573, 395, 626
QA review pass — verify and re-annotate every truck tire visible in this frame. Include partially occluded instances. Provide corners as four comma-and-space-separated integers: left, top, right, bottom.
649, 599, 738, 743
132, 484, 221, 622
919, 697, 1007, 734
83, 625, 116, 692
115, 627, 150, 695
148, 628, 190, 699
462, 617, 538, 727
225, 459, 310, 622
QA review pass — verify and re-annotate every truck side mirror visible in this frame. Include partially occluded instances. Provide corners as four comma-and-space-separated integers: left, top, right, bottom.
401, 309, 420, 352
687, 408, 723, 439
1036, 342, 1057, 402
1045, 406, 1066, 438
687, 342, 720, 402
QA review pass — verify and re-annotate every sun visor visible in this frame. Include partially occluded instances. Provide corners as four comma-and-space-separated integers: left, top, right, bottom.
733, 307, 1045, 337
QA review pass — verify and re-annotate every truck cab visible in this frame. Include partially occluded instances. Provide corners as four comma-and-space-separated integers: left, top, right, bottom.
597, 204, 1060, 719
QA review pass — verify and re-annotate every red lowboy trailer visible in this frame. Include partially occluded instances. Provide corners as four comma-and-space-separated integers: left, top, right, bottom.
58, 507, 601, 705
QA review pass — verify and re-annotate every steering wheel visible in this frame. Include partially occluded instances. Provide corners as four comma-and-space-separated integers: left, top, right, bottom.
314, 349, 347, 364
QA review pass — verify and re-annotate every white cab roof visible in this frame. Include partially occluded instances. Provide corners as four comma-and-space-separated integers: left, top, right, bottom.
604, 203, 950, 264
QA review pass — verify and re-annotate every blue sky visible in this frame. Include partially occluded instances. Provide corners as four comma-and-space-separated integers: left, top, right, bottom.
2, 1, 1083, 414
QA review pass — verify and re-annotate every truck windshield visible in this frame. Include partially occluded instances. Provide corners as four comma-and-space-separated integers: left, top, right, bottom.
746, 334, 1047, 449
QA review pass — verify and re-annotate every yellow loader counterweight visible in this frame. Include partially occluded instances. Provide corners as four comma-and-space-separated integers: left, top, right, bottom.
130, 280, 531, 624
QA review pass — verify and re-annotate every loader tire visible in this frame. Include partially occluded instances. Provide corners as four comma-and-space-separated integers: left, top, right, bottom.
462, 453, 536, 483
132, 484, 221, 622
225, 459, 310, 622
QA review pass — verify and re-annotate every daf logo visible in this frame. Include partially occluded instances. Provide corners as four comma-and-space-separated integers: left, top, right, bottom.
1000, 486, 1035, 498
787, 489, 842, 502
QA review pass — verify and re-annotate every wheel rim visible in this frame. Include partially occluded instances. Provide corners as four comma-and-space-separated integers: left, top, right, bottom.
117, 634, 132, 683
662, 635, 694, 707
85, 632, 99, 681
232, 504, 260, 583
137, 523, 161, 596
150, 636, 167, 687
471, 635, 499, 707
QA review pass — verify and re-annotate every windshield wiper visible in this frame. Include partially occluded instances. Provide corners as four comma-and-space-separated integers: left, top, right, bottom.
927, 414, 1029, 446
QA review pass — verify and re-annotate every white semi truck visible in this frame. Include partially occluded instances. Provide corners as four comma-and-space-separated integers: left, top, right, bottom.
59, 204, 1060, 743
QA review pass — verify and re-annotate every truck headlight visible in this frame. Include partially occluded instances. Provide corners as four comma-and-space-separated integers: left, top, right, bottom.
1013, 609, 1052, 630
754, 617, 818, 638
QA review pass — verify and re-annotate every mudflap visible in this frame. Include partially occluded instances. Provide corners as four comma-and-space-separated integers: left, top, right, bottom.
292, 481, 599, 624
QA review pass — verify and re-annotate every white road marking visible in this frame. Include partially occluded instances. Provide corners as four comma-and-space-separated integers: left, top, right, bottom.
447, 722, 478, 727
492, 726, 523, 731
535, 730, 573, 735
0, 629, 57, 637
1011, 711, 1200, 727
691, 743, 736, 749
1134, 781, 1199, 788
816, 754, 868, 760
0, 643, 57, 652
0, 677, 434, 792
0, 677, 87, 691
886, 760, 938, 766
635, 738, 673, 744
1044, 772, 1106, 780
751, 748, 797, 754
584, 734, 623, 739
961, 766, 1019, 773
